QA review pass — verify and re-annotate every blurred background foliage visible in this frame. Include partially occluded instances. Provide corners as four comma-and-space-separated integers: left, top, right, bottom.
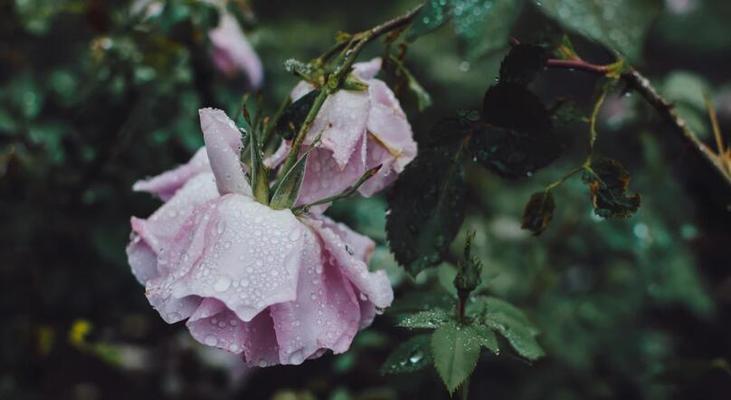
1, 0, 730, 399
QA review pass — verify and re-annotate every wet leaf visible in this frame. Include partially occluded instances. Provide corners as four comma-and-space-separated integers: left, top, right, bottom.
499, 44, 548, 85
521, 190, 555, 235
472, 83, 565, 178
452, 0, 524, 59
408, 0, 452, 40
275, 90, 320, 140
583, 157, 641, 218
534, 0, 661, 62
381, 334, 433, 375
269, 154, 308, 210
473, 297, 544, 361
417, 117, 475, 149
431, 321, 481, 394
396, 309, 452, 329
409, 0, 523, 58
386, 142, 467, 276
470, 324, 499, 354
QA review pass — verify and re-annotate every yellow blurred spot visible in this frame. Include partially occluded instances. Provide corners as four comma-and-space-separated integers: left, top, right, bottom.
37, 325, 55, 356
69, 319, 92, 348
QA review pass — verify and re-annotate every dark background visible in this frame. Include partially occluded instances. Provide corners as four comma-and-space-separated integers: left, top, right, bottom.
1, 0, 730, 399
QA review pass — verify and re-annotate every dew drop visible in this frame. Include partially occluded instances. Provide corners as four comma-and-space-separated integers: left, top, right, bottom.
213, 276, 231, 292
204, 335, 218, 346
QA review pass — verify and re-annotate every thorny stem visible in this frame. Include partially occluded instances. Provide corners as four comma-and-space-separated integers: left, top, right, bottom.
546, 58, 731, 186
279, 5, 423, 176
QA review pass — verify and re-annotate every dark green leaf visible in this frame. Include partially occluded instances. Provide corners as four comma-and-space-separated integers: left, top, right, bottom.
472, 83, 565, 177
521, 190, 555, 235
452, 0, 524, 59
535, 0, 661, 62
472, 297, 544, 360
582, 157, 641, 218
469, 324, 499, 354
396, 309, 452, 329
431, 321, 481, 394
499, 44, 547, 85
275, 90, 320, 140
417, 117, 475, 149
408, 0, 452, 40
386, 142, 467, 276
381, 334, 433, 375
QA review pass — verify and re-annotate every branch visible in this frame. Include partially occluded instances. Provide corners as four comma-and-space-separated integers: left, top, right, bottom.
546, 58, 731, 186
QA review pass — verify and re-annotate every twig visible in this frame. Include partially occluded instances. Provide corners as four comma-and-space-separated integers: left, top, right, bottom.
546, 59, 731, 186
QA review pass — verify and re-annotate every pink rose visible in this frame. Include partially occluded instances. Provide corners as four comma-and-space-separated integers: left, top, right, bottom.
132, 1, 263, 88
209, 10, 264, 89
127, 109, 393, 366
269, 57, 417, 209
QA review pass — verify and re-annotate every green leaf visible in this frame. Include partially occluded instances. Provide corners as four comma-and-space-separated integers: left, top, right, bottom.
249, 124, 269, 204
469, 324, 499, 354
582, 157, 641, 218
473, 297, 544, 361
535, 0, 661, 62
275, 90, 320, 140
521, 190, 555, 235
499, 44, 548, 85
381, 334, 433, 375
396, 309, 452, 329
386, 142, 467, 276
269, 153, 308, 210
409, 0, 523, 58
408, 0, 452, 40
431, 321, 482, 394
472, 83, 565, 178
452, 0, 525, 59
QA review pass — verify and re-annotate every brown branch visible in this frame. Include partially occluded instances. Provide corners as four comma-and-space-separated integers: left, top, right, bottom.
546, 59, 731, 186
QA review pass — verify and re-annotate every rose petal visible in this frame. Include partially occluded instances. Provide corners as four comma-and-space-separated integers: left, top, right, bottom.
269, 228, 360, 364
358, 136, 398, 197
296, 136, 367, 208
366, 80, 417, 171
132, 147, 210, 201
199, 108, 251, 196
129, 172, 219, 285
146, 194, 308, 324
352, 57, 382, 81
305, 217, 393, 310
126, 236, 159, 284
208, 12, 264, 88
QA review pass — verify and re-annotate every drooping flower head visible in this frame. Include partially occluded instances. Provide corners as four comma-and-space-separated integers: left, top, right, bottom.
128, 109, 393, 366
268, 57, 417, 209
